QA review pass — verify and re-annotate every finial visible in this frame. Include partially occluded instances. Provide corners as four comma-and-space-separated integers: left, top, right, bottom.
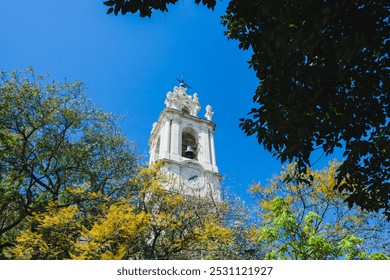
176, 75, 192, 89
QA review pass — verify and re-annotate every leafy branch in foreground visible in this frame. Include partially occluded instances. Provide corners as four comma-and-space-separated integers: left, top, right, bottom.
249, 161, 390, 260
103, 0, 217, 18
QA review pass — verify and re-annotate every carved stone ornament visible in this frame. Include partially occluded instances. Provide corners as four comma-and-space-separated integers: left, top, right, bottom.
164, 85, 201, 116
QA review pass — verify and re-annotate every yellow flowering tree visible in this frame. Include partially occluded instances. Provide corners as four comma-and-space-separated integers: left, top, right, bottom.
6, 162, 237, 260
5, 186, 106, 260
71, 200, 150, 260
126, 161, 236, 260
8, 203, 80, 259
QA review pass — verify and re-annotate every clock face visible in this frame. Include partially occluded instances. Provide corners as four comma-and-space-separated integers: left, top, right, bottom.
182, 167, 205, 190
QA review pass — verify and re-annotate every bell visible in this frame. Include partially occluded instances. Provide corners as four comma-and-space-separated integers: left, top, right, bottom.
184, 145, 196, 159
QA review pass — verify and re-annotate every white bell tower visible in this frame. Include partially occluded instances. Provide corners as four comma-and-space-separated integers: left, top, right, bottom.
148, 83, 221, 201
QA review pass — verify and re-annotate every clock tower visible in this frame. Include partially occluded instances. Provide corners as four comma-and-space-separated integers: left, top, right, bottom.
148, 83, 221, 201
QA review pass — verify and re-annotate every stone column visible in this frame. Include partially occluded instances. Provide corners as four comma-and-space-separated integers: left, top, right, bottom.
199, 125, 211, 168
159, 116, 171, 159
170, 116, 181, 161
149, 142, 155, 164
209, 130, 218, 172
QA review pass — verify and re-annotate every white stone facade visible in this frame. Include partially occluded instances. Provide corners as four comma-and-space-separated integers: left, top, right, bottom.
148, 85, 221, 201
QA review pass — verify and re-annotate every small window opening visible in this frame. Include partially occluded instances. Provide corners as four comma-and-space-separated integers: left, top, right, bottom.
181, 106, 190, 115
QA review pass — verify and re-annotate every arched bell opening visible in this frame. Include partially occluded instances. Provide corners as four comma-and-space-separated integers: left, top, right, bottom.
181, 128, 198, 160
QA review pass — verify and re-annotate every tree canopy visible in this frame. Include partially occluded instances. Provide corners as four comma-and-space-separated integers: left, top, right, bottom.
249, 161, 389, 259
6, 162, 240, 260
103, 0, 390, 218
0, 68, 138, 256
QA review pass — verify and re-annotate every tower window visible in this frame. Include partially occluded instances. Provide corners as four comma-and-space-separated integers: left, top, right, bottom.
182, 128, 198, 160
181, 106, 190, 115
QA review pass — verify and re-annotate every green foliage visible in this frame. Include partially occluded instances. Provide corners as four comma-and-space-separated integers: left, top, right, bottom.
223, 0, 390, 218
103, 0, 217, 18
250, 161, 390, 259
257, 196, 367, 259
0, 68, 138, 257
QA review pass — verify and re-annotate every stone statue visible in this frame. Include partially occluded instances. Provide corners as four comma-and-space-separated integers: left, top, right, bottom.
165, 91, 174, 108
205, 105, 214, 121
193, 93, 198, 102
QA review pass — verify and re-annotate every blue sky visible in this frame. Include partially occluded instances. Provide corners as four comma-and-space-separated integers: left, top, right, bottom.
0, 1, 337, 202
